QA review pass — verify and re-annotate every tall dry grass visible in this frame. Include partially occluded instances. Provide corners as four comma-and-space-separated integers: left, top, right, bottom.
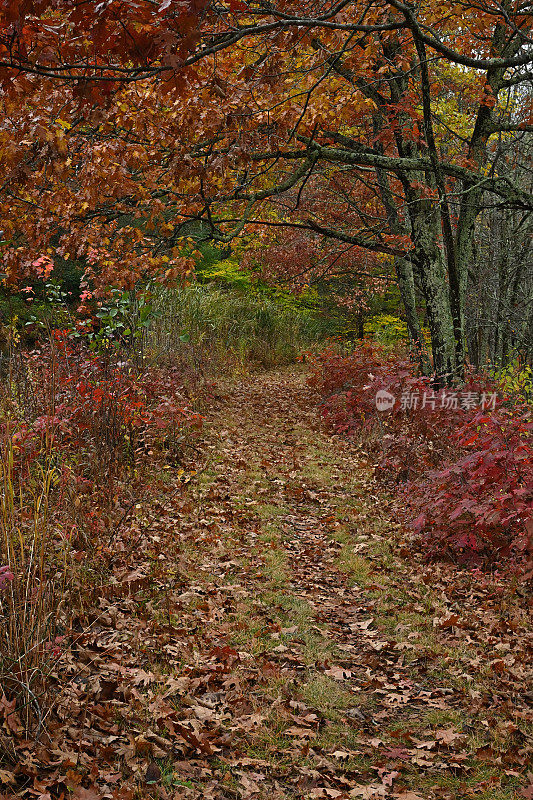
0, 404, 71, 756
148, 284, 328, 373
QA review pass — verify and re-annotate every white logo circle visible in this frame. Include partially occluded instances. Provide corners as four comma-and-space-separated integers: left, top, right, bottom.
375, 390, 395, 411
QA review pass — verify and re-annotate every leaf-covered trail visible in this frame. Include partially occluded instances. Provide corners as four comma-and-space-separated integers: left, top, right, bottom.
9, 367, 530, 800
160, 367, 530, 800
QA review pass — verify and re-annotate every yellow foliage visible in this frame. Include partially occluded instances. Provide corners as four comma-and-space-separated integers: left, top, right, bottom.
492, 359, 533, 398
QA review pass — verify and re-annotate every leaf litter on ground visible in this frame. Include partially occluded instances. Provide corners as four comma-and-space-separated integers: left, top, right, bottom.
1, 366, 531, 800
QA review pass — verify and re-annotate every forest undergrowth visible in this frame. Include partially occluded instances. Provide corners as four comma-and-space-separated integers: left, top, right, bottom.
1, 363, 531, 800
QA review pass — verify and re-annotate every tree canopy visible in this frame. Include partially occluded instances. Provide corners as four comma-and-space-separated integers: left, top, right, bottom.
1, 0, 532, 378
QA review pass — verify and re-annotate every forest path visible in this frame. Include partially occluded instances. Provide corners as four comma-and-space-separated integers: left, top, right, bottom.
40, 368, 529, 800
155, 366, 527, 800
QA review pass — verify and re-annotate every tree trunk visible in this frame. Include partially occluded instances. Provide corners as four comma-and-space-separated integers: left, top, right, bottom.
412, 207, 459, 384
356, 309, 365, 339
394, 256, 431, 374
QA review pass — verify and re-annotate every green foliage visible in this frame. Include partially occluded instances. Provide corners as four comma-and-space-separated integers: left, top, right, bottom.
26, 279, 73, 332
364, 313, 431, 348
198, 257, 254, 292
198, 254, 321, 311
194, 240, 231, 278
51, 256, 84, 298
364, 314, 408, 345
0, 294, 35, 343
89, 285, 160, 359
0, 255, 83, 345
491, 357, 533, 400
17, 276, 161, 365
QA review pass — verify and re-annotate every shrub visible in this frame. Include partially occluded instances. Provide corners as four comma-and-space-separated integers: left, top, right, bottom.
491, 356, 533, 401
407, 408, 532, 564
308, 345, 532, 568
0, 324, 202, 755
3, 330, 201, 546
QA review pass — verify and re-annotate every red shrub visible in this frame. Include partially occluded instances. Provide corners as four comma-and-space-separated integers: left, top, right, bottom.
26, 331, 200, 466
4, 331, 201, 544
407, 409, 532, 563
308, 345, 532, 567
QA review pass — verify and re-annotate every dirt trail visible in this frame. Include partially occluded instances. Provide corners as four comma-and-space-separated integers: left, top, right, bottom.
204, 368, 383, 664
162, 367, 529, 800
18, 367, 529, 800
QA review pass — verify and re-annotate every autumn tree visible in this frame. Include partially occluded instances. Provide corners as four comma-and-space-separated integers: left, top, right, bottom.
1, 1, 532, 380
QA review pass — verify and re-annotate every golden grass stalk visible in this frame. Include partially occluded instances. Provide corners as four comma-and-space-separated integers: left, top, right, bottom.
0, 424, 68, 749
